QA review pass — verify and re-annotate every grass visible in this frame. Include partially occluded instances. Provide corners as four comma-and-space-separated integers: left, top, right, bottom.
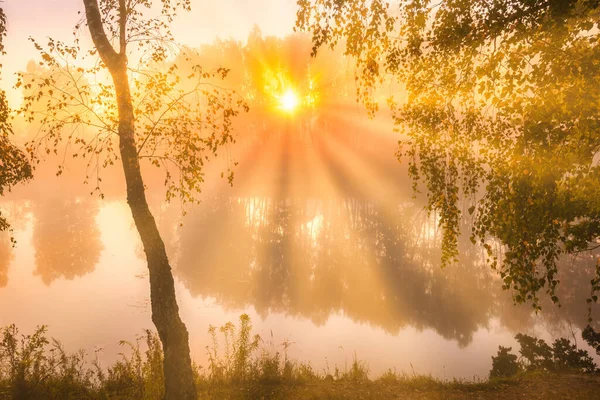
196, 374, 600, 399
1, 316, 599, 399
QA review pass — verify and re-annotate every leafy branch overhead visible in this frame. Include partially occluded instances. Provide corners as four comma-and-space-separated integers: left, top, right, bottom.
297, 0, 600, 313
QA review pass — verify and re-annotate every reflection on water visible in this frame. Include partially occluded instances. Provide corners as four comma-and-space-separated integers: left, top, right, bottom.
31, 197, 102, 285
1, 191, 599, 377
172, 196, 600, 347
0, 126, 598, 378
175, 197, 495, 346
31, 196, 102, 285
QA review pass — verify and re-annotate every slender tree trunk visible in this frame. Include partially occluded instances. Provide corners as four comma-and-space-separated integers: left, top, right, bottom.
82, 1, 197, 398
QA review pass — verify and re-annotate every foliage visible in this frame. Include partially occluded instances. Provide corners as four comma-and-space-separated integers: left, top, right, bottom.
95, 329, 165, 399
202, 314, 322, 386
1, 320, 600, 399
514, 333, 554, 371
551, 337, 596, 373
296, 0, 600, 313
16, 1, 246, 204
0, 3, 32, 233
206, 314, 261, 383
0, 325, 95, 400
0, 317, 318, 398
490, 346, 519, 378
516, 332, 597, 373
490, 332, 597, 378
0, 325, 166, 400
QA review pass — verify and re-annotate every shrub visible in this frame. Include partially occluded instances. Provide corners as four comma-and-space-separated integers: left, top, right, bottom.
514, 334, 553, 371
490, 332, 598, 379
490, 346, 519, 378
552, 338, 596, 373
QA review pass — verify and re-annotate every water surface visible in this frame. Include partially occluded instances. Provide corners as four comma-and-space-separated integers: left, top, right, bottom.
1, 126, 598, 379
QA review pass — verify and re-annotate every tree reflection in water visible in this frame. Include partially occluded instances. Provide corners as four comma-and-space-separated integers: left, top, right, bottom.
163, 121, 600, 347
172, 196, 566, 347
0, 231, 12, 288
31, 196, 102, 285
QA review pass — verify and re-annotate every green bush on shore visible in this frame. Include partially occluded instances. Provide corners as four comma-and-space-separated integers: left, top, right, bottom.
489, 332, 597, 378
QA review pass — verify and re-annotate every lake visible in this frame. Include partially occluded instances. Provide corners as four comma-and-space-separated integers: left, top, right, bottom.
0, 125, 598, 380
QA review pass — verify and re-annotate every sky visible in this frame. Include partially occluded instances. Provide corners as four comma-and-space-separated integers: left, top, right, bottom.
1, 0, 299, 104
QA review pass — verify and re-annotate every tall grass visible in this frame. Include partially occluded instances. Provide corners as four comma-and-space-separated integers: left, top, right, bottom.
1, 315, 596, 399
0, 325, 166, 399
0, 324, 95, 400
199, 314, 325, 387
0, 315, 374, 399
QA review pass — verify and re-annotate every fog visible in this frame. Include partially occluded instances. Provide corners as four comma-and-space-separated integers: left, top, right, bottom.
0, 30, 598, 379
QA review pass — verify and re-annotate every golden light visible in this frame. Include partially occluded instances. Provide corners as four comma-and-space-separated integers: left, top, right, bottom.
279, 89, 299, 112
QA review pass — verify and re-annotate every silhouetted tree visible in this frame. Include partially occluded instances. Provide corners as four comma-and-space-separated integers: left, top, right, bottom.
490, 346, 519, 378
582, 325, 600, 356
514, 333, 554, 371
17, 1, 247, 398
552, 337, 596, 373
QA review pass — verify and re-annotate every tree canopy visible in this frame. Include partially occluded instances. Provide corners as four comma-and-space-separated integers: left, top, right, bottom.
297, 0, 600, 313
17, 1, 246, 204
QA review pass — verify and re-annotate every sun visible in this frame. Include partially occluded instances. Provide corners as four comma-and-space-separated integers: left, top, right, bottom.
279, 89, 299, 112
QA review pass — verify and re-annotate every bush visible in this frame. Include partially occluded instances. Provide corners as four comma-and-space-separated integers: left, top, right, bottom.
490, 346, 519, 378
514, 334, 553, 371
552, 338, 596, 373
490, 332, 598, 379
